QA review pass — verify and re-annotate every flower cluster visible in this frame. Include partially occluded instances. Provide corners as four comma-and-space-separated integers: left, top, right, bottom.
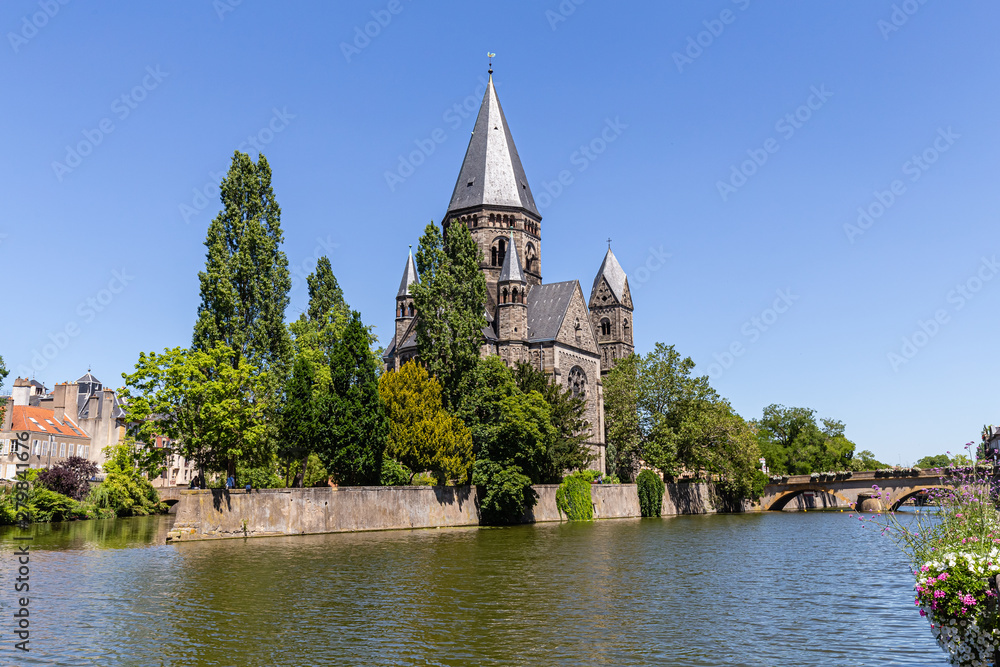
914, 553, 1000, 665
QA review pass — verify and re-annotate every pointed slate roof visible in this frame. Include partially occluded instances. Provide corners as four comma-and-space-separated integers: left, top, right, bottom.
590, 248, 628, 304
498, 234, 525, 284
446, 74, 540, 219
396, 249, 419, 297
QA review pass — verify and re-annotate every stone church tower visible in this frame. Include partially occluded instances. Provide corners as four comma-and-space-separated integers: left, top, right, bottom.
589, 247, 634, 374
384, 69, 637, 473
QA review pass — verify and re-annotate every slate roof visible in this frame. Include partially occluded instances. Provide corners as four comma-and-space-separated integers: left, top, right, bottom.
527, 281, 578, 342
445, 74, 540, 219
591, 248, 628, 304
498, 233, 525, 284
397, 250, 419, 297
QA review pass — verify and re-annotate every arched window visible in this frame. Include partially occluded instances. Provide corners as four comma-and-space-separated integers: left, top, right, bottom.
600, 318, 611, 336
511, 287, 518, 303
502, 287, 509, 304
569, 366, 587, 400
525, 242, 536, 272
407, 303, 414, 317
491, 237, 507, 267
489, 214, 495, 224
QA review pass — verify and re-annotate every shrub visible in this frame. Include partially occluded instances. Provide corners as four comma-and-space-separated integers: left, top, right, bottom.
637, 469, 665, 517
36, 456, 98, 500
472, 459, 535, 525
236, 463, 283, 489
28, 487, 78, 522
88, 470, 164, 517
556, 473, 593, 521
380, 457, 412, 486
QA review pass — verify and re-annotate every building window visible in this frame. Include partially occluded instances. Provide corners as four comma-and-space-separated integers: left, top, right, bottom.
491, 237, 507, 267
33, 440, 40, 455
41, 441, 48, 455
569, 366, 587, 401
60, 442, 66, 457
600, 318, 611, 336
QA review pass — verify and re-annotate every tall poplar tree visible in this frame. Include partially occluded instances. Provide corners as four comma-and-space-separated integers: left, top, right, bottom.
281, 256, 352, 485
193, 151, 292, 382
315, 311, 387, 486
411, 220, 487, 408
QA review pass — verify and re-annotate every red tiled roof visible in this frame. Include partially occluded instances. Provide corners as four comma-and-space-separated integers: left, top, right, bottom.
9, 406, 89, 439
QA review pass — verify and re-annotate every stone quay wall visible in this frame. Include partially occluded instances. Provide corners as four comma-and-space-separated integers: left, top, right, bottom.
167, 481, 719, 542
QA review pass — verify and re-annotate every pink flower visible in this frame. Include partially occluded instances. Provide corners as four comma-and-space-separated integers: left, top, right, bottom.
938, 573, 949, 581
934, 590, 945, 599
919, 609, 927, 616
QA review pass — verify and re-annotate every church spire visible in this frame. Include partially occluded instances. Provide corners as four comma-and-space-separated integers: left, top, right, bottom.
445, 73, 539, 219
498, 232, 525, 284
396, 247, 418, 297
590, 247, 628, 304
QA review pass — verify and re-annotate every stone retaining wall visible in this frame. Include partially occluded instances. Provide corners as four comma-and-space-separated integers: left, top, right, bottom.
167, 482, 718, 542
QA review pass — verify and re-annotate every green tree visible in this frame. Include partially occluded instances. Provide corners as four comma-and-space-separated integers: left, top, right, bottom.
280, 355, 321, 487
120, 344, 270, 483
193, 151, 292, 390
378, 361, 473, 484
460, 357, 558, 524
513, 362, 594, 481
754, 405, 858, 474
90, 441, 165, 517
411, 221, 487, 408
315, 312, 387, 485
603, 354, 643, 481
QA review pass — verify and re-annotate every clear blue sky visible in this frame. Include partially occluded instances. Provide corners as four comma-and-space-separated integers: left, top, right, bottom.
2, 1, 997, 466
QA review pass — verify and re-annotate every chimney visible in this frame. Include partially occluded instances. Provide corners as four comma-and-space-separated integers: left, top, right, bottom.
51, 383, 70, 422
12, 378, 30, 406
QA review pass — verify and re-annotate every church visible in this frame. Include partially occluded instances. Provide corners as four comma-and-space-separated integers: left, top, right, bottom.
383, 69, 635, 473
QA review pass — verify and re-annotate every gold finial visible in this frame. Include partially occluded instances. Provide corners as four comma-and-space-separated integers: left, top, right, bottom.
487, 52, 495, 75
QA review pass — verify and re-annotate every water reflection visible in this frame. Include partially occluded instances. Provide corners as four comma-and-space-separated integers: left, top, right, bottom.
0, 514, 949, 666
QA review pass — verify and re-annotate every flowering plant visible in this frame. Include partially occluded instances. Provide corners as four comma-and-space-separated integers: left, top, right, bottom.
859, 443, 1000, 666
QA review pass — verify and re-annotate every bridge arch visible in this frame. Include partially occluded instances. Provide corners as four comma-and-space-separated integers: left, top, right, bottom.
888, 486, 950, 512
766, 487, 854, 512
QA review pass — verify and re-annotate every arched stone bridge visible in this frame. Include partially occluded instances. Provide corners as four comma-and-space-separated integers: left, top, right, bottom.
157, 486, 182, 506
755, 470, 949, 512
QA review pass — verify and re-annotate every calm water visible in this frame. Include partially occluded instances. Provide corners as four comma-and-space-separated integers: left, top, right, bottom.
0, 511, 948, 666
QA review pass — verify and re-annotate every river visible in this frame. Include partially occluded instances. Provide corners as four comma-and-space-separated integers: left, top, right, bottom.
0, 511, 948, 666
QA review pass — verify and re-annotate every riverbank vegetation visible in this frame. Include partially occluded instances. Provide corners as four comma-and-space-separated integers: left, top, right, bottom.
0, 442, 167, 525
